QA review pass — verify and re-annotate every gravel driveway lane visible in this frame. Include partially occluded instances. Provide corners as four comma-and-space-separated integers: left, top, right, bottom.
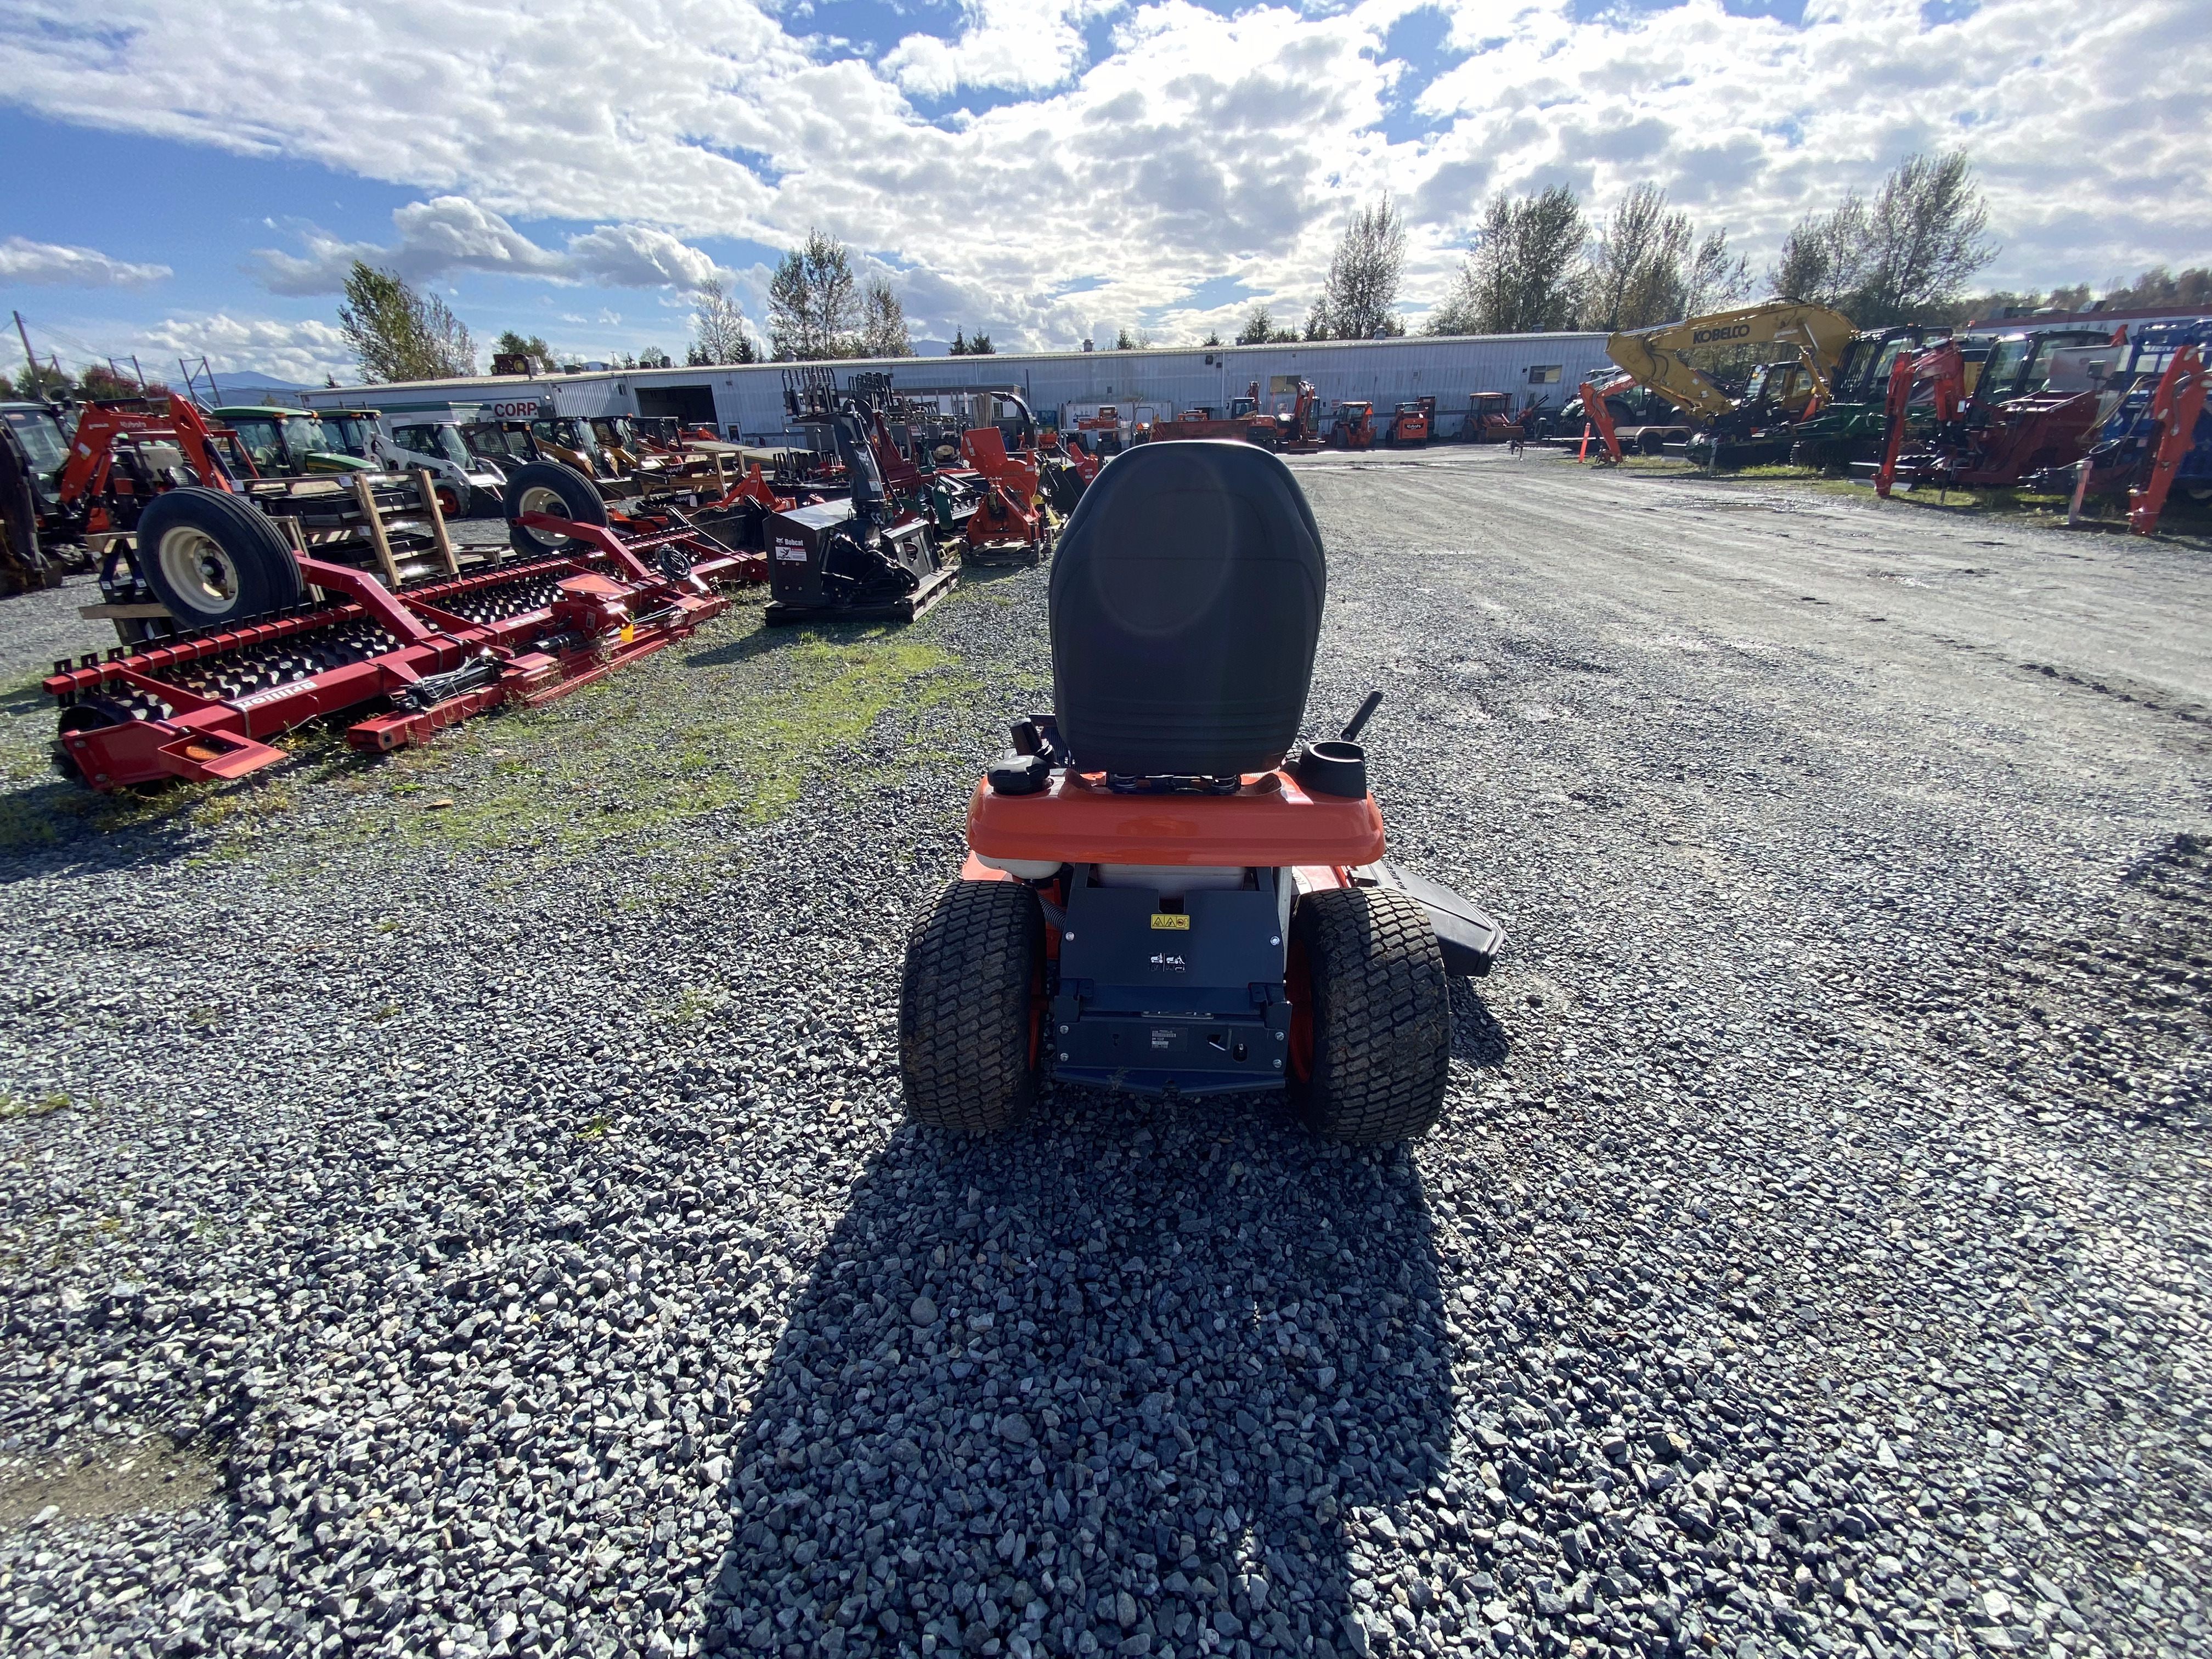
0, 453, 2203, 1659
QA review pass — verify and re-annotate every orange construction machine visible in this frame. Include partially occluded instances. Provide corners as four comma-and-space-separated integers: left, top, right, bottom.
1384, 397, 1435, 445
1148, 381, 1320, 451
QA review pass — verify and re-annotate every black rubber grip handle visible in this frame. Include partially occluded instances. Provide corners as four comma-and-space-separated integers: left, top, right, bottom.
1340, 690, 1384, 743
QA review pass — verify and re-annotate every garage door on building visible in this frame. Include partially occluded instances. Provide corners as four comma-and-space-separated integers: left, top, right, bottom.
637, 385, 718, 425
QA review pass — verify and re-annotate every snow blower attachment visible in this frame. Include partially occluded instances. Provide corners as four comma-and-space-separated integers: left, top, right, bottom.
896, 440, 1503, 1143
764, 402, 954, 626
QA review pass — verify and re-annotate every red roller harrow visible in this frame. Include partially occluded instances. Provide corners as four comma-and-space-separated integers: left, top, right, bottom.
46, 516, 753, 791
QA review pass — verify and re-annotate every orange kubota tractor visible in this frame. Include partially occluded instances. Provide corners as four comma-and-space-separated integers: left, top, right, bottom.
1333, 401, 1375, 449
1874, 340, 1967, 496
1384, 397, 1435, 445
1459, 392, 1531, 443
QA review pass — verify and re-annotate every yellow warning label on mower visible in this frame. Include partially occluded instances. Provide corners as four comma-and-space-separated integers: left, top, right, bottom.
619, 622, 636, 645
1150, 914, 1190, 930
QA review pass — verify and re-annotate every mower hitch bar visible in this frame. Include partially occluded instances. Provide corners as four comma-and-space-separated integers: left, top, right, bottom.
46, 516, 748, 790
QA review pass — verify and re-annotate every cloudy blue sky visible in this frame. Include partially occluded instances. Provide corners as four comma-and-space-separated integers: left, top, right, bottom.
0, 0, 2203, 383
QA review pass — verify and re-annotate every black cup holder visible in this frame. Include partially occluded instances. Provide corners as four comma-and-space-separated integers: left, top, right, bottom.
1296, 739, 1368, 798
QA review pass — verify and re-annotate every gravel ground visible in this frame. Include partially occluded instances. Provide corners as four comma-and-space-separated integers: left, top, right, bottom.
0, 453, 2205, 1659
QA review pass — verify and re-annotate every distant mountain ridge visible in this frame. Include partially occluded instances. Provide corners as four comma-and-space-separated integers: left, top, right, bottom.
198, 370, 313, 394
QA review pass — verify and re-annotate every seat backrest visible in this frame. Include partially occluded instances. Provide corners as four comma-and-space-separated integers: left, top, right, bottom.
1048, 440, 1325, 777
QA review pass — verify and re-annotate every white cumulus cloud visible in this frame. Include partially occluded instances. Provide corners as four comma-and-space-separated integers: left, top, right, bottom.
0, 0, 2203, 353
134, 313, 357, 383
0, 236, 173, 289
255, 198, 723, 294
881, 0, 1099, 98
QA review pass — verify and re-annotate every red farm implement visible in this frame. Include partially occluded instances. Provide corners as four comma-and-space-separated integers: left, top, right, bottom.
46, 516, 748, 790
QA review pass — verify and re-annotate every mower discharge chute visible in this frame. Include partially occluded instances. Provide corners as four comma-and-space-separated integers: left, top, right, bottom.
898, 441, 1503, 1142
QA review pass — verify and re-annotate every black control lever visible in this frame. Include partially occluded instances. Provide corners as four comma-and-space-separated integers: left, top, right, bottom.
1340, 690, 1384, 743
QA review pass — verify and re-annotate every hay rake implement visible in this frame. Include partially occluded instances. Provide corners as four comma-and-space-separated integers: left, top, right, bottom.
46, 517, 748, 790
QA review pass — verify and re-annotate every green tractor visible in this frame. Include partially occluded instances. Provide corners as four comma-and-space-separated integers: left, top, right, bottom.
1786, 328, 1932, 472
208, 405, 376, 479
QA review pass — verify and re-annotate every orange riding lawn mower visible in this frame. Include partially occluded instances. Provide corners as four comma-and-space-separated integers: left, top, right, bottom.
897, 441, 1504, 1140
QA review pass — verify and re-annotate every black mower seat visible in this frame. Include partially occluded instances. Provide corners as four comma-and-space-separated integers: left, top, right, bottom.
1048, 441, 1325, 778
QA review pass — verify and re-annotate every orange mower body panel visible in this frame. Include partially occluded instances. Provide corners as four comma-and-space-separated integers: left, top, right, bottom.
966, 768, 1384, 869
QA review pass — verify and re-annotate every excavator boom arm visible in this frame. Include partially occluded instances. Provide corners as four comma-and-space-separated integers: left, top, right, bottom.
1606, 301, 1856, 421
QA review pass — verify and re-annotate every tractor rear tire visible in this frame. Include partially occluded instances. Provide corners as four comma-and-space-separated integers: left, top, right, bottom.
1288, 885, 1451, 1143
899, 878, 1044, 1133
504, 460, 608, 558
136, 487, 302, 629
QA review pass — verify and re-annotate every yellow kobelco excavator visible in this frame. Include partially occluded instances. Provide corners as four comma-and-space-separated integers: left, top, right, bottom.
1579, 300, 1855, 466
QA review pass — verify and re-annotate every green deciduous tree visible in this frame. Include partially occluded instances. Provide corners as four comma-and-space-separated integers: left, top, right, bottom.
768, 230, 860, 360
860, 281, 915, 358
1427, 186, 1586, 336
1314, 195, 1408, 340
492, 330, 557, 374
1582, 184, 1750, 331
2102, 264, 2212, 311
337, 262, 476, 382
1769, 153, 1997, 325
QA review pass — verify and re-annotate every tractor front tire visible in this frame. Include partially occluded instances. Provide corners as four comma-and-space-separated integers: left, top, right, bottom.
504, 460, 609, 558
136, 487, 303, 629
899, 878, 1044, 1133
1288, 885, 1451, 1143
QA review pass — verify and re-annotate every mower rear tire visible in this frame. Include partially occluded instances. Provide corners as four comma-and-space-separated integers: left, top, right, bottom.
1288, 884, 1451, 1143
136, 486, 303, 628
504, 460, 608, 557
899, 878, 1044, 1133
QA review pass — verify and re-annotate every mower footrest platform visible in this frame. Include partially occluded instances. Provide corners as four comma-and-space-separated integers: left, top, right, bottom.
1354, 861, 1504, 976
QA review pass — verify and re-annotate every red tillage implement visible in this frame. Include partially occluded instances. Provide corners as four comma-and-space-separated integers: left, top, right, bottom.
46, 516, 746, 789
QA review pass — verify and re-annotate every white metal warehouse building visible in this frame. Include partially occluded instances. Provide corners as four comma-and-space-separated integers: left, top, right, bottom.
299, 332, 1614, 443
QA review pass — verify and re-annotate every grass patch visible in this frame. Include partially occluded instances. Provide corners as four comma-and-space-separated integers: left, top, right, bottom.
359, 609, 983, 854
666, 986, 727, 1023
0, 1092, 72, 1120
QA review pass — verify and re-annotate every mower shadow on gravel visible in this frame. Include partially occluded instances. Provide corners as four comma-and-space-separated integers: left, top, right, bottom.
697, 1107, 1457, 1659
1447, 981, 1511, 1071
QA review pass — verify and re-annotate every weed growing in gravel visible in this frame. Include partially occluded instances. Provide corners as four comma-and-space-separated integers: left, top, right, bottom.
0, 1092, 71, 1119
667, 986, 728, 1022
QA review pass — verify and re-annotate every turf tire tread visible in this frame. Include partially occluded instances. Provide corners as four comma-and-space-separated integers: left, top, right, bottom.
899, 879, 1042, 1133
1289, 884, 1451, 1143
